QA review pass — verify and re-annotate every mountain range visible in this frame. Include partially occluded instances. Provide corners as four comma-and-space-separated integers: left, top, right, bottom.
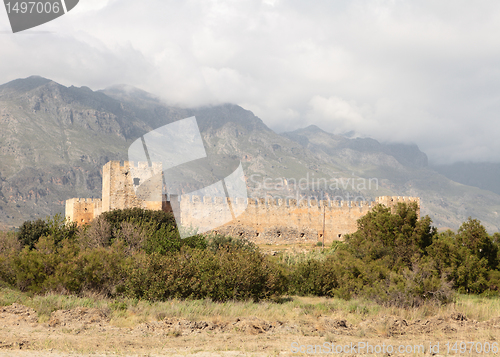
1, 76, 499, 233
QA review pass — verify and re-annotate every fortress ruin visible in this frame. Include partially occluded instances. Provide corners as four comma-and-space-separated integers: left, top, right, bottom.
65, 161, 420, 243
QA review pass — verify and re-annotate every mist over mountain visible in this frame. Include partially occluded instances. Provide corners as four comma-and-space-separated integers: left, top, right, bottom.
1, 76, 500, 233
431, 162, 500, 196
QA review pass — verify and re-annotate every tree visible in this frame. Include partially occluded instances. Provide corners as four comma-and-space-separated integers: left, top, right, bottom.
345, 202, 436, 271
456, 217, 498, 270
17, 218, 49, 250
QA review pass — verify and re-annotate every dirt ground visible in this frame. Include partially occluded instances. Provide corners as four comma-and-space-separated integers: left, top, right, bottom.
1, 303, 500, 356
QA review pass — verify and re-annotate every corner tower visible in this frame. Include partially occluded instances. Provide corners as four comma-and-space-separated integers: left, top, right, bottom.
101, 161, 163, 213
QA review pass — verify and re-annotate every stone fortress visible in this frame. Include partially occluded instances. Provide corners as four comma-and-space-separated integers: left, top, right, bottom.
66, 161, 420, 243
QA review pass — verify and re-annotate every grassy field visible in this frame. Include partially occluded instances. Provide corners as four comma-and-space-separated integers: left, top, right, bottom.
2, 286, 500, 325
1, 286, 500, 356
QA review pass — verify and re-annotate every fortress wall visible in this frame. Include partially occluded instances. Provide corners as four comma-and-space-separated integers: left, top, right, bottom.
93, 199, 102, 217
180, 195, 379, 243
101, 161, 111, 212
179, 195, 234, 232
324, 200, 374, 240
65, 198, 101, 226
66, 161, 421, 244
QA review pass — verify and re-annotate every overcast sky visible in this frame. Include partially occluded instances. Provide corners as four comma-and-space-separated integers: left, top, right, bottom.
1, 0, 500, 164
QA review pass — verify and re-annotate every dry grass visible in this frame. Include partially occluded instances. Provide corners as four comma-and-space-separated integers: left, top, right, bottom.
1, 286, 500, 356
2, 286, 498, 327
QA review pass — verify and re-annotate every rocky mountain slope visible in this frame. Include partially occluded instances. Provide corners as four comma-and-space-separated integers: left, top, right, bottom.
431, 162, 500, 196
1, 76, 499, 232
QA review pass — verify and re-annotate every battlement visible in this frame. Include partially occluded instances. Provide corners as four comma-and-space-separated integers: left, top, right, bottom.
178, 193, 419, 243
66, 198, 102, 204
105, 160, 163, 170
375, 196, 420, 203
178, 194, 379, 209
375, 196, 420, 218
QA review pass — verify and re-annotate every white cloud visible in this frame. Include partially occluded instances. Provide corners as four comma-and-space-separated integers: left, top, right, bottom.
307, 95, 371, 132
2, 0, 500, 163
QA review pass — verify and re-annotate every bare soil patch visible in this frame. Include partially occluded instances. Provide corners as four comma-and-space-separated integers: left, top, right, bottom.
1, 301, 500, 356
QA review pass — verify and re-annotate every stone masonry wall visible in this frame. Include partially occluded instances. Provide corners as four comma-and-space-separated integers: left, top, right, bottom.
65, 198, 102, 226
101, 161, 163, 212
67, 161, 163, 225
178, 195, 420, 244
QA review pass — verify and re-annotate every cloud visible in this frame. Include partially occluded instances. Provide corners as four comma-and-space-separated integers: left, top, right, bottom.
307, 95, 371, 133
1, 0, 500, 163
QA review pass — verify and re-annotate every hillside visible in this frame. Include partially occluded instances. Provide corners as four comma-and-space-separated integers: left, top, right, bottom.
432, 162, 500, 196
1, 76, 500, 232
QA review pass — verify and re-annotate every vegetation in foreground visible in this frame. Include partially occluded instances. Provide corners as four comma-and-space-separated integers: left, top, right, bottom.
0, 203, 499, 308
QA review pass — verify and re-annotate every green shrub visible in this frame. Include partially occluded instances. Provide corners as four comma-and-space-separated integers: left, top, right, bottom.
84, 208, 206, 254
17, 214, 78, 250
99, 207, 176, 234
12, 235, 78, 293
285, 202, 454, 307
456, 217, 499, 270
345, 202, 436, 271
125, 246, 286, 302
11, 234, 132, 296
17, 218, 48, 250
143, 223, 206, 254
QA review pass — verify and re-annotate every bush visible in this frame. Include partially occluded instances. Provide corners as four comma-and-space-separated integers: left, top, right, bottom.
456, 217, 498, 270
284, 202, 453, 307
79, 208, 206, 254
0, 231, 19, 286
17, 218, 48, 250
427, 221, 500, 295
17, 214, 78, 250
77, 216, 113, 249
126, 246, 286, 302
345, 202, 436, 271
6, 211, 285, 302
6, 206, 499, 306
99, 207, 176, 234
12, 234, 133, 296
